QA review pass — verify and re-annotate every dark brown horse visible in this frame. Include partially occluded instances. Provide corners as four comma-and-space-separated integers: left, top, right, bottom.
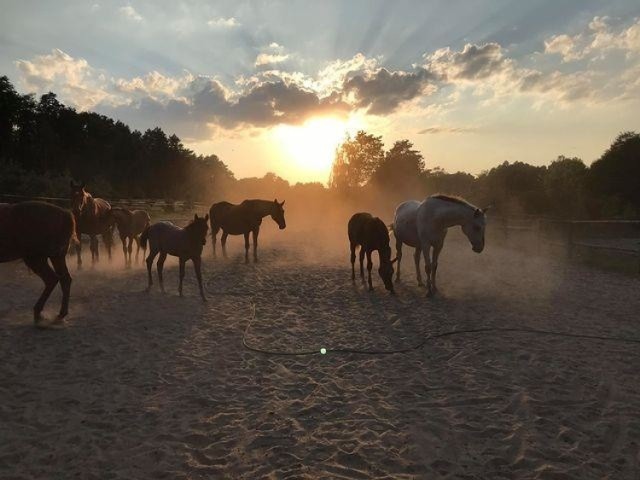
110, 208, 151, 267
209, 199, 286, 263
0, 201, 76, 325
141, 214, 209, 301
70, 181, 114, 269
348, 212, 397, 293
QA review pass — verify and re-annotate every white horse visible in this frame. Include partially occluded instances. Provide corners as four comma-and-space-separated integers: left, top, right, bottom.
393, 194, 489, 296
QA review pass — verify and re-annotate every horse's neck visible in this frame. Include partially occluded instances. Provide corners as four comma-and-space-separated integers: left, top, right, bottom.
251, 200, 273, 218
438, 203, 473, 228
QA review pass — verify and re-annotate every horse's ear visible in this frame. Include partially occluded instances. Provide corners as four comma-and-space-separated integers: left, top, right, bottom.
204, 214, 209, 222
80, 182, 86, 191
280, 200, 285, 207
274, 198, 278, 204
474, 208, 482, 218
194, 213, 199, 221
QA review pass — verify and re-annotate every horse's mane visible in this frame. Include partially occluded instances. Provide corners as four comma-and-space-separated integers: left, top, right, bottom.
430, 194, 477, 210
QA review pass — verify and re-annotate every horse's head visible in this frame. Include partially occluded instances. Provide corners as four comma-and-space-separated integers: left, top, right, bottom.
378, 247, 398, 293
271, 199, 286, 230
190, 213, 210, 245
70, 181, 88, 214
462, 207, 489, 253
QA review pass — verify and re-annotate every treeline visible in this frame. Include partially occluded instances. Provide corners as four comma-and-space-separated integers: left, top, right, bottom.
0, 76, 234, 200
1, 75, 639, 219
329, 131, 640, 219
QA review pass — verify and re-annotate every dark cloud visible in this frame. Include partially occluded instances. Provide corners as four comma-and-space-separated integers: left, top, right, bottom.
98, 77, 350, 140
342, 67, 437, 114
444, 43, 509, 80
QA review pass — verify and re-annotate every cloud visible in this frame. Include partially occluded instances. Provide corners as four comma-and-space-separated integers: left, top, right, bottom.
544, 34, 580, 62
255, 53, 289, 67
418, 126, 477, 134
13, 15, 640, 140
342, 67, 437, 114
14, 48, 109, 110
207, 17, 239, 28
426, 43, 512, 81
543, 16, 640, 62
118, 5, 142, 22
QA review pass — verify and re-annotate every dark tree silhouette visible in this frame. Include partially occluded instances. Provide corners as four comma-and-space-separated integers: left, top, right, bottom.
588, 131, 640, 217
369, 139, 425, 193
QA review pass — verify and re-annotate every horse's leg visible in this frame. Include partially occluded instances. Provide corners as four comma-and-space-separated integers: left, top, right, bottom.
24, 256, 59, 325
75, 235, 82, 270
157, 252, 167, 293
252, 229, 259, 262
243, 232, 250, 264
120, 234, 128, 267
350, 242, 357, 281
431, 243, 444, 293
127, 236, 133, 267
221, 231, 229, 258
395, 238, 403, 281
422, 245, 433, 296
366, 250, 374, 291
414, 247, 424, 287
193, 257, 206, 301
90, 235, 99, 264
104, 230, 112, 262
134, 236, 141, 264
178, 258, 186, 297
211, 224, 220, 258
50, 254, 72, 322
145, 248, 158, 291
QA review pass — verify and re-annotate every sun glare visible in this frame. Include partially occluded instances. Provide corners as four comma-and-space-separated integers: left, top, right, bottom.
273, 116, 361, 183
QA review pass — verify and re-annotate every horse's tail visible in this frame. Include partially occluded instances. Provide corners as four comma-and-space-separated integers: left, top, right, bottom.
140, 225, 150, 249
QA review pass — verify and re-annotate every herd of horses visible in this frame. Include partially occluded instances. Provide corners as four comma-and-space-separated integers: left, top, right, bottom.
0, 182, 489, 326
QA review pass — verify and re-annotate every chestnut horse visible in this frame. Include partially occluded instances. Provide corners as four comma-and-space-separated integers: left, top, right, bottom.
0, 201, 76, 325
69, 181, 114, 268
209, 199, 286, 263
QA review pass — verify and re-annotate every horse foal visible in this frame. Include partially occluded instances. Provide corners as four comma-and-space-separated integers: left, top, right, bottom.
141, 214, 209, 301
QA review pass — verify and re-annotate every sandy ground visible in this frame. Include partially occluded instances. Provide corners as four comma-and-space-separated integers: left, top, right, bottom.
1, 230, 639, 479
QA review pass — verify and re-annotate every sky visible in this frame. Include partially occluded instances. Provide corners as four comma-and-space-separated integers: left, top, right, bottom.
2, 0, 640, 183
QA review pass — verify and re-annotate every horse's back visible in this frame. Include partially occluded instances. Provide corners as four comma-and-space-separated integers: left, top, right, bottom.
210, 200, 260, 234
349, 213, 388, 250
393, 200, 421, 247
0, 201, 74, 261
131, 210, 151, 234
148, 221, 184, 254
416, 196, 452, 244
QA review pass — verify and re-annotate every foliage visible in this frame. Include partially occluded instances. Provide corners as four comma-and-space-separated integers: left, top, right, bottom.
328, 131, 384, 189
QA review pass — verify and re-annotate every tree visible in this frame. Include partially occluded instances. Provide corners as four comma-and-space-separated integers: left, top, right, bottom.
543, 156, 587, 218
588, 131, 640, 217
369, 139, 425, 193
329, 131, 384, 189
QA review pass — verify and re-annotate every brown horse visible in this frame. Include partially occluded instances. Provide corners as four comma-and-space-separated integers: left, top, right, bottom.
348, 212, 397, 293
209, 199, 286, 263
70, 181, 114, 268
110, 208, 151, 267
141, 214, 209, 301
0, 201, 76, 325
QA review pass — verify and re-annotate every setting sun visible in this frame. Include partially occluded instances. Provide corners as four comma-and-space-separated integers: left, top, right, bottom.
273, 116, 362, 183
